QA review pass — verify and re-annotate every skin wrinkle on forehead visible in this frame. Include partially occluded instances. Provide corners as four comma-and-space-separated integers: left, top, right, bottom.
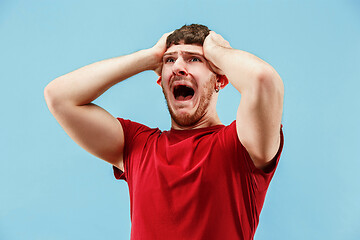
163, 50, 204, 58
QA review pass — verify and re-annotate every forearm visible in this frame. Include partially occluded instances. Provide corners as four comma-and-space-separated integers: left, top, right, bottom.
206, 46, 282, 94
45, 48, 158, 107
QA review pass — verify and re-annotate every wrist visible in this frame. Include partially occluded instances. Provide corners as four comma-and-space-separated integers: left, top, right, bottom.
141, 48, 163, 72
129, 48, 160, 72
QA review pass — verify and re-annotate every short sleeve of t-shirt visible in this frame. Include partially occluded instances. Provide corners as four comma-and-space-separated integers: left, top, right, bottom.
219, 121, 284, 192
112, 118, 155, 181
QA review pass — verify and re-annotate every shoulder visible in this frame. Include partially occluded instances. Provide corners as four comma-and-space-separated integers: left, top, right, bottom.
117, 117, 158, 133
218, 121, 284, 173
117, 118, 161, 143
214, 121, 239, 145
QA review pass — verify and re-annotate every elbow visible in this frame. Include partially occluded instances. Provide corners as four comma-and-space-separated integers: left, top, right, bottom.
44, 82, 52, 103
255, 65, 284, 98
44, 79, 63, 111
44, 82, 54, 109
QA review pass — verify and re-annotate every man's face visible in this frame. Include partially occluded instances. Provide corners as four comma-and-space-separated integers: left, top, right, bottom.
159, 43, 218, 127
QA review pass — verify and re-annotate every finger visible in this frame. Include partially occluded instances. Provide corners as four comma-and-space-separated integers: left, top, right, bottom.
210, 31, 231, 48
162, 31, 174, 39
156, 31, 174, 46
209, 30, 217, 36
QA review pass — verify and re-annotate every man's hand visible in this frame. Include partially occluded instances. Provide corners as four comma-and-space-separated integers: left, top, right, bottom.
203, 31, 231, 75
149, 31, 173, 76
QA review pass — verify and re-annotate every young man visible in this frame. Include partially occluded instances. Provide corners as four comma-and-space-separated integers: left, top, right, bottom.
45, 24, 284, 240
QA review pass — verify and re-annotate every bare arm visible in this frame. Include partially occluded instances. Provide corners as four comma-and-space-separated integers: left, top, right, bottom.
204, 31, 284, 170
44, 33, 170, 170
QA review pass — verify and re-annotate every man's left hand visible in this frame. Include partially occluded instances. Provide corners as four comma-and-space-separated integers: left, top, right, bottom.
203, 31, 231, 75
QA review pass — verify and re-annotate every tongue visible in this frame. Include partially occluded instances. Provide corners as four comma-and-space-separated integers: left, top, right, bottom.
177, 95, 193, 101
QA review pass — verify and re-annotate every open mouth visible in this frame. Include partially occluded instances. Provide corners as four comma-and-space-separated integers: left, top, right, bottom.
173, 85, 195, 101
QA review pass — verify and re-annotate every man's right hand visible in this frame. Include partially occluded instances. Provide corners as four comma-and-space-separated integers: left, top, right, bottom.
149, 31, 173, 76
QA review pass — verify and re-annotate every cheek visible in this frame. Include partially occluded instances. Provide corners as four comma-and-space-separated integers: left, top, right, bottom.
162, 63, 174, 73
199, 75, 217, 92
161, 68, 173, 81
160, 76, 171, 93
188, 65, 214, 77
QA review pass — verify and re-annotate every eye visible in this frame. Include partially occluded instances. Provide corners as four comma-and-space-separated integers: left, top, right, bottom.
190, 57, 201, 62
165, 58, 175, 63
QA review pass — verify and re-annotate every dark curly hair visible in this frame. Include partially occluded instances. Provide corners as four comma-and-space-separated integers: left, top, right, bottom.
166, 24, 210, 48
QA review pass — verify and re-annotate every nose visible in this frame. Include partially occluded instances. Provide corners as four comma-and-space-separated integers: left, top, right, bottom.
172, 58, 188, 76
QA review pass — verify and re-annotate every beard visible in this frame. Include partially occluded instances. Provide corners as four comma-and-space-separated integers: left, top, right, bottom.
162, 75, 217, 127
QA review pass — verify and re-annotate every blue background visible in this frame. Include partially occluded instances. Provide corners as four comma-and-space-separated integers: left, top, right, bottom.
1, 0, 359, 239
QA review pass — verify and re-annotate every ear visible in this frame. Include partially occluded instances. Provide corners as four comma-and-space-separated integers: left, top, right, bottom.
217, 74, 229, 89
156, 76, 162, 86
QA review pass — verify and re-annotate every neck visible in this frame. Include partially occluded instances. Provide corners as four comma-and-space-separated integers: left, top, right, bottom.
171, 112, 222, 130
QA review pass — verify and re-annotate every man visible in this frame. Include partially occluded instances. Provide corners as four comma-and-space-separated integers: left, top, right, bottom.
45, 24, 284, 240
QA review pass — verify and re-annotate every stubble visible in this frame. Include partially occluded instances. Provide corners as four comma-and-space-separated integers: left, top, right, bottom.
162, 75, 217, 127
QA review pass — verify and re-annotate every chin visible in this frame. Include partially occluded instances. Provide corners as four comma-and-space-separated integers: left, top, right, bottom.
169, 104, 210, 127
171, 112, 200, 127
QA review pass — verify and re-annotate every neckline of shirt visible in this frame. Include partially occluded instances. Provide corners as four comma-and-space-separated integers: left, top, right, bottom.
168, 124, 225, 135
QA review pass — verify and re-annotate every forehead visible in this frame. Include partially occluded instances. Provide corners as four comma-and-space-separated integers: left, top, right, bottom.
164, 44, 204, 56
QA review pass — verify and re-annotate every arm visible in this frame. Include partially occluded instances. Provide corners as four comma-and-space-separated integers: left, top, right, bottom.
204, 31, 284, 170
44, 33, 170, 171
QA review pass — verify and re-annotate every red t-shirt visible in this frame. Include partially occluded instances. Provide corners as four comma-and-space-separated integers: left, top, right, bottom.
113, 118, 284, 240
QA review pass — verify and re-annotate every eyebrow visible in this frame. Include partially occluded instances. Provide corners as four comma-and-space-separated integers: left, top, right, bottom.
163, 51, 204, 58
